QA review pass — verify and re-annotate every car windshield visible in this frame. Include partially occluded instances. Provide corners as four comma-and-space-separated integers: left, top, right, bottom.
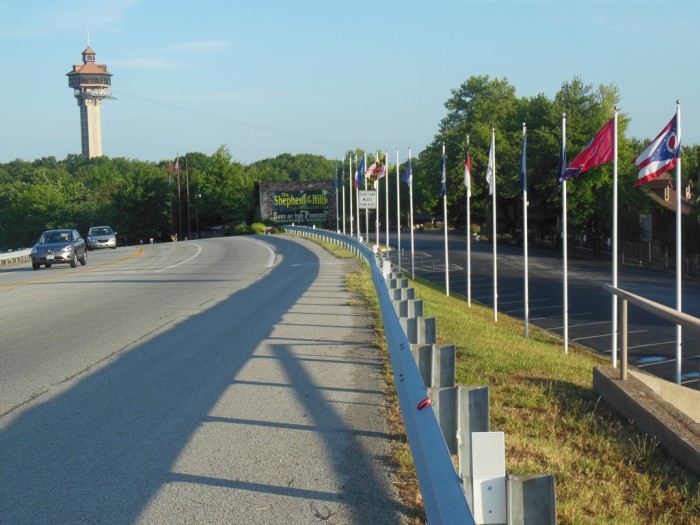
40, 232, 70, 243
90, 227, 112, 236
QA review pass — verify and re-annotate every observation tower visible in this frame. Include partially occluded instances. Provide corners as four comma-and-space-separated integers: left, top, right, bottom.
66, 46, 113, 158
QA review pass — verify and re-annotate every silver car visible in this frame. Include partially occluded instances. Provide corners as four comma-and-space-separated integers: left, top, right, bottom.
87, 225, 117, 250
31, 229, 88, 270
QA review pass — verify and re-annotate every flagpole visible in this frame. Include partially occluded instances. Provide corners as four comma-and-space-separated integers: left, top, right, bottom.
612, 108, 619, 367
334, 161, 339, 232
342, 157, 346, 235
385, 150, 390, 249
443, 142, 450, 296
375, 155, 379, 248
675, 100, 683, 384
364, 152, 369, 243
176, 155, 182, 241
356, 154, 361, 239
396, 148, 402, 273
349, 155, 354, 237
409, 147, 415, 279
562, 114, 569, 354
490, 129, 498, 321
466, 136, 472, 307
522, 123, 529, 337
185, 157, 191, 240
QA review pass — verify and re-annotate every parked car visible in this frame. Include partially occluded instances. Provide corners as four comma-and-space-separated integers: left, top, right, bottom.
86, 225, 117, 250
31, 229, 88, 270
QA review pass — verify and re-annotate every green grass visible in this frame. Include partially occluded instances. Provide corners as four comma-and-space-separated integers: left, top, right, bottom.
403, 278, 700, 524
307, 236, 700, 524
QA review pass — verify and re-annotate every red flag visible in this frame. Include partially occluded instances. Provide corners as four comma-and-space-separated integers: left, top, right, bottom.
464, 148, 472, 197
559, 118, 614, 181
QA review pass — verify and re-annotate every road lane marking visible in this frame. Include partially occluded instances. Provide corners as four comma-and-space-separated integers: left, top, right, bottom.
251, 239, 276, 268
155, 243, 203, 272
0, 248, 144, 289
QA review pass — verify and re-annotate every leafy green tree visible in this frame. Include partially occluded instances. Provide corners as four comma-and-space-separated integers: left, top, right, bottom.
111, 162, 171, 244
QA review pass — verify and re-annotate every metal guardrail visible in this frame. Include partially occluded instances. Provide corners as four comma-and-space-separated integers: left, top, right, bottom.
603, 284, 700, 381
285, 226, 474, 525
0, 249, 31, 266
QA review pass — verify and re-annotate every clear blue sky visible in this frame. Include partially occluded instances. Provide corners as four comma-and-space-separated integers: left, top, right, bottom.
1, 0, 698, 165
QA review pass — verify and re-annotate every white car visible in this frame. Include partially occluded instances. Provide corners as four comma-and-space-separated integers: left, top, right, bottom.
86, 225, 117, 250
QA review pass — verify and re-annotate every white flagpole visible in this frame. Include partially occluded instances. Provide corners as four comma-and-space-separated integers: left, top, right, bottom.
490, 129, 498, 322
375, 156, 379, 248
385, 150, 389, 248
523, 123, 529, 337
356, 154, 361, 239
349, 155, 354, 237
364, 152, 369, 243
342, 157, 346, 235
443, 142, 450, 296
675, 100, 683, 384
612, 108, 619, 366
396, 148, 401, 273
409, 147, 415, 279
335, 161, 339, 232
562, 114, 569, 354
466, 136, 472, 307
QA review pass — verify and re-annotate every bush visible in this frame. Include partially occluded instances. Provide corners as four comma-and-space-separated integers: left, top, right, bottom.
233, 224, 252, 235
250, 223, 266, 234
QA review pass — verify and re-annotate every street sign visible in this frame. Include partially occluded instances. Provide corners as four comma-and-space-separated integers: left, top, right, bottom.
358, 190, 377, 209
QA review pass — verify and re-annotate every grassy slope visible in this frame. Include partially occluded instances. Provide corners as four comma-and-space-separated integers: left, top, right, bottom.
317, 237, 699, 524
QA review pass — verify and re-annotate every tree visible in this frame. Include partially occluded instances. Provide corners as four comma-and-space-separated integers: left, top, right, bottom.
111, 162, 171, 244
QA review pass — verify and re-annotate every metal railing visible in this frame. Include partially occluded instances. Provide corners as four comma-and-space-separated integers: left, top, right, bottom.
0, 248, 31, 266
285, 226, 475, 525
603, 284, 700, 381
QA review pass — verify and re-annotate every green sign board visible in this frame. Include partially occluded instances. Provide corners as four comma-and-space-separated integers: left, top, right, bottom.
271, 190, 329, 222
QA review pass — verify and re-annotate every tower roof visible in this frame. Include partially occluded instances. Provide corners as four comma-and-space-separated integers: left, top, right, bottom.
67, 46, 112, 77
67, 62, 112, 75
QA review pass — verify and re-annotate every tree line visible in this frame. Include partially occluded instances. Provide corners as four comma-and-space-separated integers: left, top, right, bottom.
1, 75, 698, 251
0, 148, 335, 249
351, 76, 700, 252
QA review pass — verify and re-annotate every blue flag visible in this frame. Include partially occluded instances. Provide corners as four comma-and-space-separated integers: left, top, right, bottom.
355, 156, 365, 189
402, 157, 412, 186
556, 136, 567, 183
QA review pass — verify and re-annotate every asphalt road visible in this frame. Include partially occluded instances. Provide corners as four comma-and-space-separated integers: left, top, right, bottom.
380, 229, 700, 389
0, 236, 408, 524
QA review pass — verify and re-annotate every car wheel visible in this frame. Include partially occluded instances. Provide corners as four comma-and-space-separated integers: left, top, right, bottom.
45, 263, 52, 268
70, 253, 77, 268
80, 250, 87, 266
32, 263, 40, 270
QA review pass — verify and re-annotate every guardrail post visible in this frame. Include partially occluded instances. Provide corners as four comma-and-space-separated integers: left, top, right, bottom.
430, 387, 458, 454
391, 287, 415, 301
434, 344, 456, 388
507, 473, 557, 525
395, 299, 424, 319
457, 386, 490, 509
405, 316, 437, 345
471, 431, 507, 524
411, 344, 433, 388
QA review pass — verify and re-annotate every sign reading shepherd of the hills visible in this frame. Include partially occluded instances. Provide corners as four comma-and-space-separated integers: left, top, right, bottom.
271, 190, 329, 221
260, 182, 335, 227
